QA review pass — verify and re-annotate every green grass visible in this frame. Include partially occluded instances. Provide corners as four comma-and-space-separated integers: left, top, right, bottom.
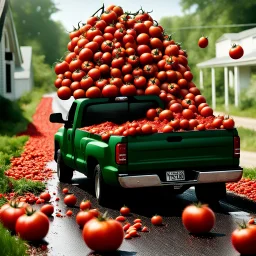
11, 178, 45, 196
0, 89, 46, 197
215, 104, 256, 118
243, 168, 256, 180
237, 127, 256, 152
0, 223, 28, 256
0, 89, 45, 136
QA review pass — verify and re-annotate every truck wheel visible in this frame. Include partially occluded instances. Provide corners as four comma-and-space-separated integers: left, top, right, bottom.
94, 164, 112, 206
57, 150, 73, 183
195, 182, 226, 203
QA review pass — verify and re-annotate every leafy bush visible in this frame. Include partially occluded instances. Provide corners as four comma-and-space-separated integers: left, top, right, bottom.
0, 223, 28, 256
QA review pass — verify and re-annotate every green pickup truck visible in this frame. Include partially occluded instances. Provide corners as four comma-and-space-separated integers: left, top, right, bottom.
50, 95, 243, 205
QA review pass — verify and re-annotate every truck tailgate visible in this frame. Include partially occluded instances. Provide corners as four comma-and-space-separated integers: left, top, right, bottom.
127, 129, 238, 171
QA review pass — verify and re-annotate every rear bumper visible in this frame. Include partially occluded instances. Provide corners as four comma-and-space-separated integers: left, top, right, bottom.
118, 168, 243, 188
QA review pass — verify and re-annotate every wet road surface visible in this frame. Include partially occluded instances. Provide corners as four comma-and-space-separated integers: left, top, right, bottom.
41, 161, 256, 256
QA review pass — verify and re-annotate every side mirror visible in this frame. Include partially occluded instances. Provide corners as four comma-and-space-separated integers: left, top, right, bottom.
49, 113, 65, 123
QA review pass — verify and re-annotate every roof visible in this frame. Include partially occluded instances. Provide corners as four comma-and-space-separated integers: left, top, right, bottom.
0, 0, 7, 40
197, 50, 256, 68
14, 46, 32, 79
217, 27, 256, 42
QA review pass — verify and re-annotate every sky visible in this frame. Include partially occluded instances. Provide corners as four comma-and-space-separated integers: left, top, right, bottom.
51, 0, 185, 30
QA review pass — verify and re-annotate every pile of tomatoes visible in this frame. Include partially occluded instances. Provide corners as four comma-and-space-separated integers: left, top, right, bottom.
54, 4, 235, 137
81, 113, 234, 141
53, 4, 199, 103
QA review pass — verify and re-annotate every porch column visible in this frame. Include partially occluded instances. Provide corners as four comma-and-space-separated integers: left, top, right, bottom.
224, 67, 229, 111
199, 69, 204, 89
234, 66, 240, 107
211, 67, 216, 110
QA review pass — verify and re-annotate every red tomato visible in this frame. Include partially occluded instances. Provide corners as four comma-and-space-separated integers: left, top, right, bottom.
73, 89, 85, 99
86, 87, 101, 98
15, 210, 50, 241
163, 125, 174, 133
200, 106, 213, 117
39, 192, 51, 202
54, 61, 69, 75
180, 119, 189, 130
0, 201, 26, 231
62, 188, 69, 194
40, 204, 54, 216
182, 109, 194, 119
223, 118, 235, 129
159, 110, 173, 121
212, 118, 223, 129
134, 76, 147, 89
120, 84, 137, 96
57, 87, 72, 100
145, 85, 160, 96
165, 44, 179, 57
116, 216, 126, 222
64, 194, 77, 207
197, 124, 206, 131
229, 44, 244, 59
89, 208, 100, 218
66, 210, 73, 217
170, 119, 180, 130
101, 10, 118, 25
80, 200, 92, 211
198, 103, 209, 113
82, 216, 124, 252
76, 210, 95, 227
170, 103, 183, 113
102, 84, 119, 98
146, 109, 158, 120
194, 95, 206, 106
198, 36, 208, 48
141, 124, 153, 134
182, 204, 215, 234
151, 215, 163, 226
79, 48, 93, 62
231, 224, 256, 255
88, 68, 101, 81
120, 206, 130, 216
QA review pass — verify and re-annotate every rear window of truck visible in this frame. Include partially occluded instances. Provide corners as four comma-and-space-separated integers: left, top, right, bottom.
81, 101, 159, 126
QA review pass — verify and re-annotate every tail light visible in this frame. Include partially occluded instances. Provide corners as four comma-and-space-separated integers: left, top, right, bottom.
115, 143, 127, 165
234, 136, 240, 158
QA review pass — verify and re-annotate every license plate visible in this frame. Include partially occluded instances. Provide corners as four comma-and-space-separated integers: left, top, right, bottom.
166, 171, 185, 181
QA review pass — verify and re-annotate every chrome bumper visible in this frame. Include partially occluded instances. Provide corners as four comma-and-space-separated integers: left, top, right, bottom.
118, 169, 243, 188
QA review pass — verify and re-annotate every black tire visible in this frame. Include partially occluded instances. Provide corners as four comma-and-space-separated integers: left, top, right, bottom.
94, 164, 114, 206
195, 182, 226, 203
57, 150, 73, 183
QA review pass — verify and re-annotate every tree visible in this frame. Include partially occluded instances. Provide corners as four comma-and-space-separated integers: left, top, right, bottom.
160, 0, 256, 103
10, 0, 67, 65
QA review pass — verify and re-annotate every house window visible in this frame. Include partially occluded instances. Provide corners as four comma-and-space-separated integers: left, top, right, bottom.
6, 63, 11, 93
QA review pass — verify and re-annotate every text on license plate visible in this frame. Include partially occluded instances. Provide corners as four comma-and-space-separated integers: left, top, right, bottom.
166, 171, 185, 181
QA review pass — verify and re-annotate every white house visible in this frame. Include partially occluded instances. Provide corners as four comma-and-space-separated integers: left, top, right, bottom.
197, 27, 256, 110
0, 0, 33, 101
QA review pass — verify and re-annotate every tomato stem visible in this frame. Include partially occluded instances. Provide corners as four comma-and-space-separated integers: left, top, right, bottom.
92, 4, 104, 17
